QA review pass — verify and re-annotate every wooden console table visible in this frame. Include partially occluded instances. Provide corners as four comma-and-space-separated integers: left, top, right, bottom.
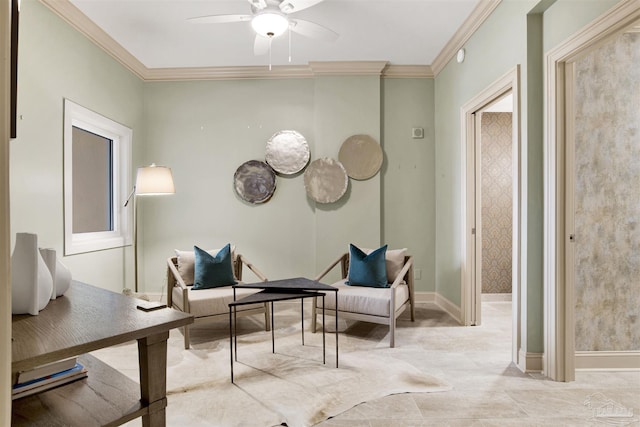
11, 281, 193, 426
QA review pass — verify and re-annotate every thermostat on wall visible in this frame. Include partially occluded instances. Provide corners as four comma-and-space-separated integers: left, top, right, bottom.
412, 127, 424, 139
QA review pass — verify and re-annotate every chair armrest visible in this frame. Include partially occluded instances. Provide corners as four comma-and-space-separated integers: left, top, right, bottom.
237, 254, 268, 282
314, 253, 349, 281
167, 258, 189, 290
389, 255, 413, 289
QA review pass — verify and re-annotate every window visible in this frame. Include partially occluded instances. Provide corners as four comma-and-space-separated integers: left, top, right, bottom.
63, 100, 132, 255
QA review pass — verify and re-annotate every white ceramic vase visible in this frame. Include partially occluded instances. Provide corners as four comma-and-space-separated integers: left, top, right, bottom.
11, 233, 54, 315
39, 248, 72, 298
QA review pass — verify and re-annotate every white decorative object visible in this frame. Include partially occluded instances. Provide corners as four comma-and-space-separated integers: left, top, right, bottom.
39, 248, 72, 299
54, 258, 72, 297
11, 233, 53, 315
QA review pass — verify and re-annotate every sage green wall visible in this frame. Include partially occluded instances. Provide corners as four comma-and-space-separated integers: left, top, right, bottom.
140, 78, 317, 290
312, 76, 381, 283
12, 0, 435, 297
382, 78, 435, 292
11, 0, 144, 293
139, 76, 434, 293
434, 0, 535, 308
434, 0, 624, 354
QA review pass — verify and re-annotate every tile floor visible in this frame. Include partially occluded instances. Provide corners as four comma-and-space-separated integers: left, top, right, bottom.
312, 301, 640, 426
105, 300, 640, 426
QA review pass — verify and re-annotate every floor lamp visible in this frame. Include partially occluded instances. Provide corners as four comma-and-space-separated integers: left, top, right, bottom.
124, 163, 175, 296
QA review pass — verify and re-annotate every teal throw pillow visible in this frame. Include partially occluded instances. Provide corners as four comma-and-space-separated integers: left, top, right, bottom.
193, 244, 237, 290
347, 244, 389, 288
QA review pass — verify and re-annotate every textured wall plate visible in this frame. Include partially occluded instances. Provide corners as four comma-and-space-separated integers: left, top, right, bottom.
265, 130, 310, 175
303, 158, 348, 204
338, 134, 383, 180
234, 160, 276, 204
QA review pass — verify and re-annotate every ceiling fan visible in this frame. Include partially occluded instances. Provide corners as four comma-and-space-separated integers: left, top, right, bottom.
188, 0, 338, 66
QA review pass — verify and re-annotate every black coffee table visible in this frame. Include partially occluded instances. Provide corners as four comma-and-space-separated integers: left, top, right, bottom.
229, 277, 339, 383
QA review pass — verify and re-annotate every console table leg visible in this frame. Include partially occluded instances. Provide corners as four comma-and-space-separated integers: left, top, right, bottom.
138, 331, 169, 427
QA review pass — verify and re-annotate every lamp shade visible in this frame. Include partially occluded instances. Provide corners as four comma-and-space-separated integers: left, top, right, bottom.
135, 164, 175, 195
251, 11, 289, 38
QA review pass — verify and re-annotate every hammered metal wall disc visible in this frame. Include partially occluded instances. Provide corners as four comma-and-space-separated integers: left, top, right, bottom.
303, 158, 348, 204
265, 130, 310, 175
338, 134, 383, 180
234, 160, 276, 204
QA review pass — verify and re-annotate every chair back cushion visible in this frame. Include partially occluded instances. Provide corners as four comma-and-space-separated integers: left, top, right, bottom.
175, 245, 236, 285
362, 247, 407, 283
347, 244, 388, 288
193, 244, 237, 289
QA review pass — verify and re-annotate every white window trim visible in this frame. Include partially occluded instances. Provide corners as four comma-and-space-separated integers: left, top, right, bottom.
63, 99, 132, 255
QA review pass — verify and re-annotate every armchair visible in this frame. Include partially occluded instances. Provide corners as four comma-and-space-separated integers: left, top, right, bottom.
311, 249, 414, 347
167, 249, 271, 349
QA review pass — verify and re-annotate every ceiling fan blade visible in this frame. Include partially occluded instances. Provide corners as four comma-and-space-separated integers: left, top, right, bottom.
290, 19, 338, 42
254, 34, 270, 56
279, 0, 325, 14
188, 14, 252, 24
248, 0, 268, 10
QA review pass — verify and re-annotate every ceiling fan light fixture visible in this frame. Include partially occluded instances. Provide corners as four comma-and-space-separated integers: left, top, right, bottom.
252, 11, 289, 38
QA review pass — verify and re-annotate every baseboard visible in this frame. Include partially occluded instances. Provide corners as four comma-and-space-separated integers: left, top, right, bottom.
518, 350, 543, 373
481, 293, 512, 302
434, 293, 462, 324
575, 351, 640, 371
414, 291, 436, 303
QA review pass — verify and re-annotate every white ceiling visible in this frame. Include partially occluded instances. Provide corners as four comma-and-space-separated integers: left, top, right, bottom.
67, 0, 481, 69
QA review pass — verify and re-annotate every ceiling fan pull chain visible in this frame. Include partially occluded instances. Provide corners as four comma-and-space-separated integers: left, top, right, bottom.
288, 26, 292, 63
269, 35, 273, 71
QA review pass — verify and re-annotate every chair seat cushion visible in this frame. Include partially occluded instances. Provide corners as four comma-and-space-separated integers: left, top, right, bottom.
172, 284, 263, 318
315, 279, 409, 317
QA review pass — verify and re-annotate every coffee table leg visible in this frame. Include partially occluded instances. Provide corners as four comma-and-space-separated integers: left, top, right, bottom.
234, 305, 238, 362
322, 294, 326, 364
271, 302, 275, 353
335, 290, 339, 368
229, 309, 234, 383
301, 299, 304, 345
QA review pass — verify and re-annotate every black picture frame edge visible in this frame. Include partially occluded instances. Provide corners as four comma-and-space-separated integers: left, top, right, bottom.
10, 0, 19, 139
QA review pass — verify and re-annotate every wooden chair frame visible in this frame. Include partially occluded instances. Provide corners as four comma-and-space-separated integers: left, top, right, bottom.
167, 253, 271, 349
311, 253, 415, 347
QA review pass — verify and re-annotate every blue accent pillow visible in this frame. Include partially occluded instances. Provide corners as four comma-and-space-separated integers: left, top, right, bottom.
346, 244, 389, 288
193, 244, 237, 290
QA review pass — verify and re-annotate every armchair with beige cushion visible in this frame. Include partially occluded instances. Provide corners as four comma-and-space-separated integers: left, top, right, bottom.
167, 245, 271, 349
311, 245, 415, 348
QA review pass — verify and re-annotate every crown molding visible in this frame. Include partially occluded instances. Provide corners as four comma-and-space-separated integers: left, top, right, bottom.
145, 65, 314, 81
382, 65, 434, 78
308, 61, 388, 76
431, 0, 502, 76
39, 0, 148, 79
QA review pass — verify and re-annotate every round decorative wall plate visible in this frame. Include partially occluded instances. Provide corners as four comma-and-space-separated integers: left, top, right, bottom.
303, 158, 349, 204
233, 160, 276, 204
265, 130, 310, 175
338, 134, 383, 180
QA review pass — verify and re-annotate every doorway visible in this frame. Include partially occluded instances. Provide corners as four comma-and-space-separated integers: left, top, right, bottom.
462, 66, 521, 365
545, 3, 640, 382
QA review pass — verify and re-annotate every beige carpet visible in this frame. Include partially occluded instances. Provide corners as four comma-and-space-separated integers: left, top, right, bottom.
93, 321, 450, 427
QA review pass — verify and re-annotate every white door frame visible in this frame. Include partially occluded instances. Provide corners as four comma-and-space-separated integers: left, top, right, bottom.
544, 0, 640, 382
461, 66, 521, 365
1, 0, 13, 422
